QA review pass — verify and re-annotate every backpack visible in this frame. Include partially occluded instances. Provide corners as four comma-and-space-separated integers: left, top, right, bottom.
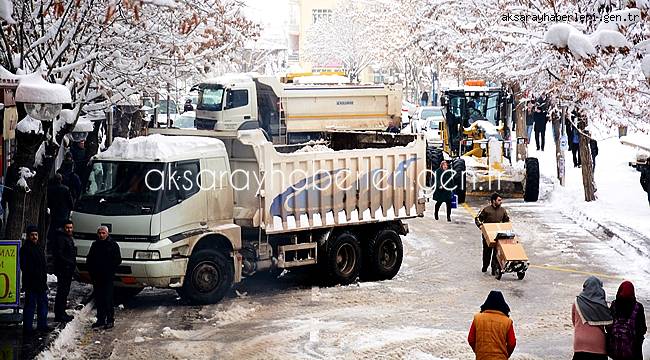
607, 302, 639, 359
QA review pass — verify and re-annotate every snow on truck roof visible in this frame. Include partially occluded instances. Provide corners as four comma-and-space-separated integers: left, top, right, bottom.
95, 134, 226, 162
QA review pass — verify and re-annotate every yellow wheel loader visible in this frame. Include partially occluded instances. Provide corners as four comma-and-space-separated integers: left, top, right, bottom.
430, 80, 539, 202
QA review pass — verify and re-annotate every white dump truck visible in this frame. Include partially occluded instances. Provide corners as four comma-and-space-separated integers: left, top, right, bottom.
193, 73, 402, 144
71, 129, 426, 304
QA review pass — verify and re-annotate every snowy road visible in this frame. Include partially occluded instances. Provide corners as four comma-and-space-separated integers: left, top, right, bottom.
44, 198, 650, 360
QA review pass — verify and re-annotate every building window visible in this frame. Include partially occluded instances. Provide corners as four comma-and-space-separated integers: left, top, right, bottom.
312, 9, 332, 24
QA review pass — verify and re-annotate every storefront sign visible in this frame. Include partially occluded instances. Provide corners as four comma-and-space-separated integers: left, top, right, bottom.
0, 241, 20, 307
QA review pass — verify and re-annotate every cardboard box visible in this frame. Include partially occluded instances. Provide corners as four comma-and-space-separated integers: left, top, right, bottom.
481, 222, 514, 248
497, 239, 528, 262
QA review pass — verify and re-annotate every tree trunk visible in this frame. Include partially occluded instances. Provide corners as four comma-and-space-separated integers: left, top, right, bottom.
577, 116, 596, 201
510, 83, 527, 162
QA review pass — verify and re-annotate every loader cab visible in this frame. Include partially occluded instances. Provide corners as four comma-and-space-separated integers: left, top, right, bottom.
441, 81, 509, 156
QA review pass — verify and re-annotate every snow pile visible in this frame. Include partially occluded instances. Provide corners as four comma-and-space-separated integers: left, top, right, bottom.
545, 21, 631, 58
37, 302, 95, 360
590, 29, 630, 49
202, 303, 259, 325
16, 115, 44, 134
544, 23, 577, 48
17, 167, 35, 190
295, 143, 334, 153
34, 143, 46, 167
96, 134, 224, 160
0, 0, 15, 24
567, 31, 597, 58
472, 120, 501, 139
535, 131, 650, 241
15, 72, 71, 104
73, 115, 94, 132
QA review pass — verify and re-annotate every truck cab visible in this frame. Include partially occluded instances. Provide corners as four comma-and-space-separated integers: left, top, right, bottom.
72, 135, 242, 303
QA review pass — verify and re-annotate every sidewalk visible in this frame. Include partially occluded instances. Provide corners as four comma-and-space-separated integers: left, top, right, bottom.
530, 130, 650, 253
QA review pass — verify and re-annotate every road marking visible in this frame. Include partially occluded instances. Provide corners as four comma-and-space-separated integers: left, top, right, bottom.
529, 264, 623, 280
462, 202, 623, 280
462, 202, 477, 218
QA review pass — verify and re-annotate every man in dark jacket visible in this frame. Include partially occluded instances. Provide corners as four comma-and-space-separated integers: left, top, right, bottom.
386, 119, 400, 134
87, 226, 122, 329
585, 131, 598, 173
19, 225, 53, 334
475, 193, 510, 275
47, 173, 74, 230
58, 154, 82, 202
641, 164, 650, 206
183, 99, 194, 113
533, 100, 547, 151
50, 220, 76, 322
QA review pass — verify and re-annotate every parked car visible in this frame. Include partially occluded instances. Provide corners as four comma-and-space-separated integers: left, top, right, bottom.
157, 99, 179, 125
173, 111, 196, 129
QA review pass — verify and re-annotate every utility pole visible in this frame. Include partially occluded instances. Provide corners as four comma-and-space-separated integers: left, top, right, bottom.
166, 83, 171, 128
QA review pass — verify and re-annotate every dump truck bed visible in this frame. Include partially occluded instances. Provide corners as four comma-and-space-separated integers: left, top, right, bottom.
237, 130, 427, 234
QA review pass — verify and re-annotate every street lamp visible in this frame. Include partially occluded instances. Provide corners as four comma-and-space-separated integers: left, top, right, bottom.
15, 73, 71, 121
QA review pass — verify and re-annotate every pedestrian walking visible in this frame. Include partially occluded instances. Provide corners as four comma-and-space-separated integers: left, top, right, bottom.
468, 290, 517, 360
432, 160, 454, 222
50, 220, 76, 323
474, 193, 510, 275
87, 226, 122, 329
606, 281, 647, 360
183, 99, 193, 113
569, 125, 581, 168
640, 163, 650, 206
420, 91, 429, 106
525, 102, 534, 144
19, 225, 53, 334
572, 276, 612, 360
586, 131, 598, 172
533, 100, 547, 151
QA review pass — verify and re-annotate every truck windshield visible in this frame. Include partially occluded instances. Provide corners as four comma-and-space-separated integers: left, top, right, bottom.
197, 84, 224, 111
75, 161, 164, 216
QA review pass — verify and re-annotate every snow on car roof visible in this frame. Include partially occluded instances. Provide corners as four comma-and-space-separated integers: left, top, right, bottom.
95, 134, 226, 162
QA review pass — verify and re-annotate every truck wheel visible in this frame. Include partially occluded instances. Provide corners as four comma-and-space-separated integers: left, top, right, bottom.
452, 158, 467, 203
524, 157, 539, 202
517, 271, 526, 280
324, 233, 362, 285
181, 250, 233, 304
427, 146, 443, 169
361, 229, 403, 281
113, 287, 144, 303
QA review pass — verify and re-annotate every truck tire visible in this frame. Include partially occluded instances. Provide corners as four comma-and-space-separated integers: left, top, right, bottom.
323, 233, 362, 285
181, 250, 233, 304
361, 229, 403, 281
452, 158, 467, 204
524, 157, 540, 202
426, 146, 443, 187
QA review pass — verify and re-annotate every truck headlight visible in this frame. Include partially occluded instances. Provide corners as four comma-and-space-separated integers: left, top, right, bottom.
134, 250, 161, 260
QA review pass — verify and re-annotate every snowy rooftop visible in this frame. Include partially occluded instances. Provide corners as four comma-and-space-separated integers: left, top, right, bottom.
95, 134, 226, 162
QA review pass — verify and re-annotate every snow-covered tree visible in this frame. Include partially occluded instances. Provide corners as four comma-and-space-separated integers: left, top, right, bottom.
302, 0, 381, 82
0, 0, 258, 240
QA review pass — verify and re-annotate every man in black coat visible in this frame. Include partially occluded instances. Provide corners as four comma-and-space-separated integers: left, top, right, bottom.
532, 98, 548, 151
47, 173, 74, 230
50, 220, 77, 322
19, 225, 53, 334
86, 226, 122, 329
641, 164, 650, 206
58, 154, 82, 202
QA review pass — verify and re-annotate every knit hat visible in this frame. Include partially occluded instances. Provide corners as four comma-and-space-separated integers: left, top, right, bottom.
25, 224, 38, 234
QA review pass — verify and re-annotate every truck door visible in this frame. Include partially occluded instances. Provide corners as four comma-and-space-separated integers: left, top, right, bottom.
220, 88, 252, 131
159, 160, 208, 239
204, 157, 233, 224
